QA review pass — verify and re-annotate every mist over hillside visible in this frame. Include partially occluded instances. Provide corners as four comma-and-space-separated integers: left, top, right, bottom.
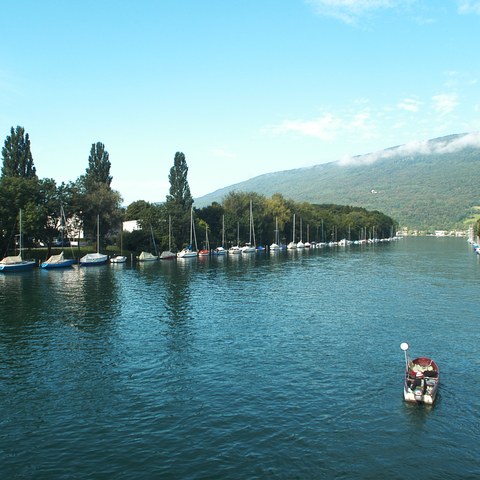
195, 133, 480, 231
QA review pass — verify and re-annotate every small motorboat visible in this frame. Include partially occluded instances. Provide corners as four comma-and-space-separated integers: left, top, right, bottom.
400, 342, 440, 404
110, 255, 127, 264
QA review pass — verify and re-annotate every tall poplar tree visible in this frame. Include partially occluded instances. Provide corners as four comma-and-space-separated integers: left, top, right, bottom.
85, 142, 112, 187
79, 141, 121, 244
1, 126, 37, 178
165, 152, 193, 249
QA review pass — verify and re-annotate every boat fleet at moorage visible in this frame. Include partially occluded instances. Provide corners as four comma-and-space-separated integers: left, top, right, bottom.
1, 206, 398, 273
467, 226, 480, 256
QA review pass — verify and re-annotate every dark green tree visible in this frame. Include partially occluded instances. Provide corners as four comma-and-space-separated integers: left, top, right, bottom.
195, 202, 224, 247
165, 152, 193, 249
222, 191, 267, 245
125, 200, 152, 221
1, 126, 37, 178
0, 176, 39, 254
76, 142, 121, 246
85, 142, 112, 187
77, 179, 123, 247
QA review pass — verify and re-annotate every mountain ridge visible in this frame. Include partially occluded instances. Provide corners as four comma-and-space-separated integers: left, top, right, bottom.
195, 132, 480, 230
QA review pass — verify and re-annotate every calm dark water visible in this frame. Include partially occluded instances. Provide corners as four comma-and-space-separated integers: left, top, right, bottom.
1, 237, 479, 479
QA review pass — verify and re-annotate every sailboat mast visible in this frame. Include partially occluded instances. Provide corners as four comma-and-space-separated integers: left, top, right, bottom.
168, 215, 172, 251
249, 200, 254, 245
19, 209, 23, 255
293, 213, 296, 243
97, 214, 100, 253
190, 207, 193, 245
150, 225, 158, 255
222, 215, 225, 247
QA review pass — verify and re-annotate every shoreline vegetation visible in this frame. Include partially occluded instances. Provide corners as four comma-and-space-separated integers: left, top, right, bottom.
2, 126, 471, 260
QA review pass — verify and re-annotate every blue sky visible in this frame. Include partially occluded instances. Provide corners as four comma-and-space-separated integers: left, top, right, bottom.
2, 0, 480, 205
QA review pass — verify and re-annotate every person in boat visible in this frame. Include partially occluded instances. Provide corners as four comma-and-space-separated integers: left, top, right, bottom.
412, 371, 426, 393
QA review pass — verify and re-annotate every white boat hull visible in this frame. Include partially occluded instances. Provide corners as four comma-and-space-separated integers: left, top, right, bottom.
110, 255, 127, 264
80, 253, 108, 266
177, 249, 197, 258
403, 386, 438, 405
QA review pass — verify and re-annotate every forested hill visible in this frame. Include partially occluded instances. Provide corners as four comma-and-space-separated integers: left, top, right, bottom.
196, 133, 480, 231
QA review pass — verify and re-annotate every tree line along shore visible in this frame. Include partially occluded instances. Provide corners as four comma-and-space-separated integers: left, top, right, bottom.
1, 126, 398, 259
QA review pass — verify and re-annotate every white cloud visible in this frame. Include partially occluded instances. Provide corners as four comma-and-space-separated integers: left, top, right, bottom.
351, 112, 378, 139
338, 131, 480, 166
305, 0, 403, 24
262, 112, 342, 140
398, 98, 421, 112
432, 93, 459, 115
458, 1, 480, 14
263, 109, 381, 143
211, 146, 236, 159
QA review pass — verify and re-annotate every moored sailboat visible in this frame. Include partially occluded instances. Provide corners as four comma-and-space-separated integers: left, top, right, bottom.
42, 206, 76, 268
241, 200, 256, 254
304, 224, 311, 248
137, 225, 159, 262
297, 217, 305, 249
213, 215, 227, 256
110, 222, 127, 264
80, 215, 108, 266
160, 215, 176, 260
228, 221, 242, 255
177, 206, 198, 258
110, 254, 127, 264
0, 209, 36, 272
270, 217, 280, 252
41, 251, 76, 269
287, 213, 297, 250
198, 225, 210, 256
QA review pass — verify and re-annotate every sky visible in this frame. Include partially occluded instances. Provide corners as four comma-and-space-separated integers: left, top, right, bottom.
1, 0, 480, 205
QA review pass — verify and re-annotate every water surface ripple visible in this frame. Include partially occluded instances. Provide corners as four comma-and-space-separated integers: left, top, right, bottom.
1, 238, 479, 479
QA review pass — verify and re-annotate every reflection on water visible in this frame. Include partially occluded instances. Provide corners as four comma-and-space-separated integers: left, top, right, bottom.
1, 238, 479, 479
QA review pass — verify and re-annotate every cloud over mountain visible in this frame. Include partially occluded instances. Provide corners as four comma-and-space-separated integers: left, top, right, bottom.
338, 131, 480, 166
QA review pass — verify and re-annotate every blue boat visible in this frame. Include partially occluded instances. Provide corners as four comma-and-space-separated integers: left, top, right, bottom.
41, 252, 76, 269
0, 209, 36, 273
0, 254, 36, 272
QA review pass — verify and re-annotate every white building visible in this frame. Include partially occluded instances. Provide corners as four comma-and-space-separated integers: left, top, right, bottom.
123, 220, 141, 232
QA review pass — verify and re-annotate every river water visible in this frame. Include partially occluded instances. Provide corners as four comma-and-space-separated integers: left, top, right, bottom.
1, 237, 479, 479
